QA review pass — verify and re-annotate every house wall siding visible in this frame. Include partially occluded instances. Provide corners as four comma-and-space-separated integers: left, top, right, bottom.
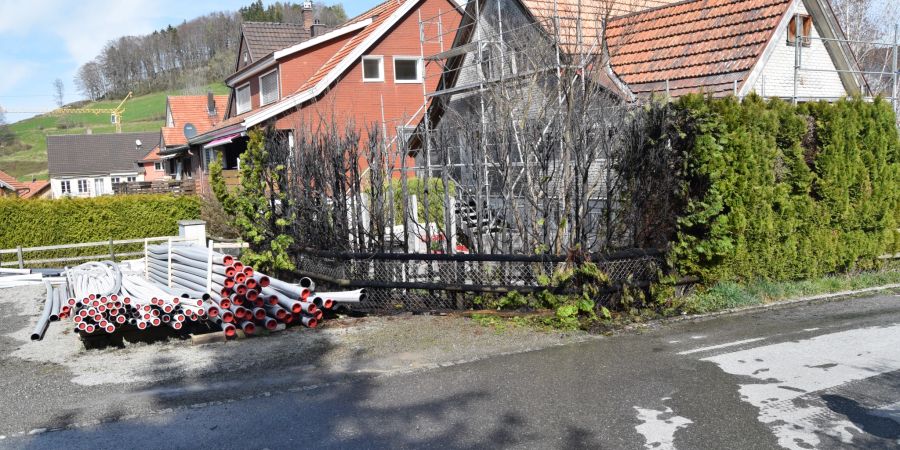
272, 0, 462, 141
50, 173, 145, 199
279, 33, 358, 94
748, 0, 847, 99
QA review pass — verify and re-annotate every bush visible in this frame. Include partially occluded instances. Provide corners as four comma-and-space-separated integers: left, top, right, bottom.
0, 194, 200, 253
668, 95, 900, 282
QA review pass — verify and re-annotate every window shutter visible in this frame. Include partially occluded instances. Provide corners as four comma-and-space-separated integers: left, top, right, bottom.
260, 71, 279, 106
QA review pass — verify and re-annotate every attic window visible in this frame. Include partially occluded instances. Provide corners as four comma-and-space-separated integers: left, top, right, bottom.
787, 15, 812, 47
236, 84, 251, 114
362, 56, 384, 82
259, 69, 280, 106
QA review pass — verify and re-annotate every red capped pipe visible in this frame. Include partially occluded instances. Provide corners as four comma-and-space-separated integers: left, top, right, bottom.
240, 320, 255, 335
220, 321, 236, 337
301, 316, 317, 328
252, 308, 266, 320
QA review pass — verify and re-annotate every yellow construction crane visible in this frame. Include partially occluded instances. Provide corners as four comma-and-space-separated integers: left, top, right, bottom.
2, 92, 133, 133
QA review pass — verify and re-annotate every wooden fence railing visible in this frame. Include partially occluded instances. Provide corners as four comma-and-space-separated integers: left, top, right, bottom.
112, 180, 196, 195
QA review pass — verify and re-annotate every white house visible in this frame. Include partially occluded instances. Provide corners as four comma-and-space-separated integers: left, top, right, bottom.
47, 132, 160, 198
427, 0, 862, 102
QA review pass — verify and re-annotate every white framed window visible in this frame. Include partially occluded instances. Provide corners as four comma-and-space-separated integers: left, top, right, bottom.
154, 162, 163, 171
111, 177, 121, 184
126, 176, 137, 183
60, 180, 71, 195
236, 83, 251, 114
362, 56, 384, 82
259, 69, 280, 106
393, 57, 422, 83
77, 179, 89, 193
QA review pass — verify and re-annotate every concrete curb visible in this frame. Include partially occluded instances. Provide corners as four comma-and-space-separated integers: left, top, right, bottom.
661, 283, 900, 325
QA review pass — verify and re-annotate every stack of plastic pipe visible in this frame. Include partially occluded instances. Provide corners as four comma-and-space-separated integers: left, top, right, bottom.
145, 243, 365, 333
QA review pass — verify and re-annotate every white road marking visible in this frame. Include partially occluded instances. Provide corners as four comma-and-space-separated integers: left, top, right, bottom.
677, 337, 766, 355
689, 335, 706, 340
634, 404, 692, 450
704, 323, 900, 450
802, 328, 820, 332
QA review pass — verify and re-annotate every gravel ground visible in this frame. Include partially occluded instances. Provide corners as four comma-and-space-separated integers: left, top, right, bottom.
0, 284, 592, 435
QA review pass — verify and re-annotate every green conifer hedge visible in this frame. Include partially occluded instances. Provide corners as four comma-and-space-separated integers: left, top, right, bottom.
0, 194, 200, 250
669, 95, 900, 282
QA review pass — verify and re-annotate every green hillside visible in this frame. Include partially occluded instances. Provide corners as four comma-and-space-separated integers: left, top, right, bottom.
0, 83, 229, 181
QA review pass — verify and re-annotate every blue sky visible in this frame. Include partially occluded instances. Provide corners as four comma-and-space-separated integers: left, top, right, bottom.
0, 0, 376, 123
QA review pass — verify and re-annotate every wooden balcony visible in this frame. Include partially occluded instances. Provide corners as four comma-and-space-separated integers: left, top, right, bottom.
112, 180, 196, 195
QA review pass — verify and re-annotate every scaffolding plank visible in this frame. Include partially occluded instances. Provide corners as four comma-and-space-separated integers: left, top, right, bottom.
426, 42, 477, 61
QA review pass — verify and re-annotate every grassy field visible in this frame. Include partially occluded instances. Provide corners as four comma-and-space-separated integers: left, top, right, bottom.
0, 83, 229, 181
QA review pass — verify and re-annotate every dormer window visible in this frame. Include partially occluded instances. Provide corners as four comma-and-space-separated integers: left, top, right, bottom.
787, 15, 812, 47
236, 84, 251, 114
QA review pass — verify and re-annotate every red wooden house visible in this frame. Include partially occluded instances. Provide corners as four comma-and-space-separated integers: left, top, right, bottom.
184, 0, 463, 181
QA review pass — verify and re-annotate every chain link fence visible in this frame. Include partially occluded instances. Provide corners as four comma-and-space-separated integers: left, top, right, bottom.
296, 249, 666, 312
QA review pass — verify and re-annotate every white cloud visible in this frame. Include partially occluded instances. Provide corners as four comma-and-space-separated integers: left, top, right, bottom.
0, 2, 55, 34
0, 0, 164, 64
54, 0, 163, 64
0, 61, 32, 95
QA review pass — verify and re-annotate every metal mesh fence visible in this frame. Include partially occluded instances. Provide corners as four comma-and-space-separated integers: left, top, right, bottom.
297, 250, 664, 312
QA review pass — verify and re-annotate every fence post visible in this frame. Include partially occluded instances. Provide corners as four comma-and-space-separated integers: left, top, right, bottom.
16, 246, 24, 269
109, 238, 116, 262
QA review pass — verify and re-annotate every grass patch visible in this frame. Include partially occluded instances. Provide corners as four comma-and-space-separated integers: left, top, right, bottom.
469, 268, 900, 334
683, 270, 900, 314
1, 83, 228, 180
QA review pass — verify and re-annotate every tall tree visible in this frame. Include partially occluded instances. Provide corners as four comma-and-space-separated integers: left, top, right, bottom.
53, 78, 65, 107
75, 61, 106, 101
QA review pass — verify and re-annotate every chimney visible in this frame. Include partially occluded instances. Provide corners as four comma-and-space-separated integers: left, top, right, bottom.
207, 92, 217, 117
310, 18, 326, 37
302, 1, 314, 34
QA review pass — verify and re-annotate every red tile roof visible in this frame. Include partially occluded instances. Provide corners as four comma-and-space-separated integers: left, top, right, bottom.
0, 169, 24, 192
607, 0, 791, 97
139, 146, 162, 162
161, 95, 229, 147
522, 0, 682, 52
19, 180, 49, 199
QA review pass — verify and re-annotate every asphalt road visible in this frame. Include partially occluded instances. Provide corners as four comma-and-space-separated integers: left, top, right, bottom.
4, 293, 900, 449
